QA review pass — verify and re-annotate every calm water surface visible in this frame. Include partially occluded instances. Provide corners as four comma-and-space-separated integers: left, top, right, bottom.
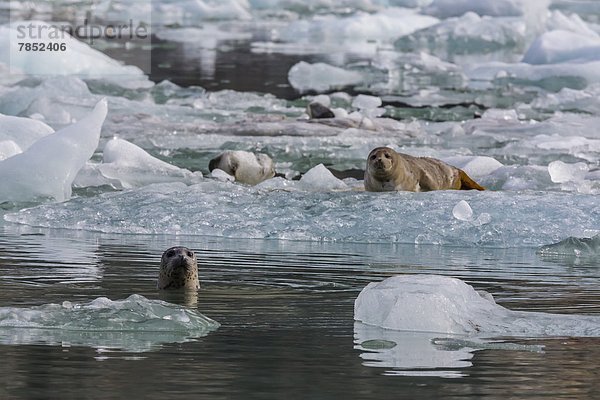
1, 224, 599, 399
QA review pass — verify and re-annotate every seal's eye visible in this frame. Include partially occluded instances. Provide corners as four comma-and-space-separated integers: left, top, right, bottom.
166, 250, 175, 258
370, 155, 377, 160
187, 251, 193, 258
384, 153, 391, 159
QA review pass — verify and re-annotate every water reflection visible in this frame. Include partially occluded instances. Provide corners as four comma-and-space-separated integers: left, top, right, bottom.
354, 322, 473, 378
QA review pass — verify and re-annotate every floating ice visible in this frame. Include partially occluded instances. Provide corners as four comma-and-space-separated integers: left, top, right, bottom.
272, 8, 439, 55
5, 184, 598, 246
354, 275, 600, 336
396, 12, 527, 55
537, 235, 600, 258
288, 62, 363, 93
298, 164, 348, 191
523, 30, 600, 65
0, 140, 21, 161
0, 99, 107, 203
0, 21, 151, 88
74, 138, 203, 189
442, 156, 503, 179
547, 160, 588, 183
531, 84, 600, 114
0, 113, 55, 152
452, 200, 473, 221
423, 0, 524, 17
0, 294, 219, 352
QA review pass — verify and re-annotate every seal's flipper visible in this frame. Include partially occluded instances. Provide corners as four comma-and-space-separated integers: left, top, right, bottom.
458, 170, 485, 191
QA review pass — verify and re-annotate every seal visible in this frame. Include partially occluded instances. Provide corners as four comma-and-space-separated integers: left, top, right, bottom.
364, 147, 485, 192
208, 150, 275, 185
157, 246, 200, 290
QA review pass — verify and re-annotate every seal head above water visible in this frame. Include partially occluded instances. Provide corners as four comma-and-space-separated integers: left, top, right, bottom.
364, 147, 485, 192
158, 246, 200, 290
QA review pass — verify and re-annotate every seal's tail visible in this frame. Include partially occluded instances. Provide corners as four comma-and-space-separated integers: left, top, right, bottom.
458, 170, 485, 191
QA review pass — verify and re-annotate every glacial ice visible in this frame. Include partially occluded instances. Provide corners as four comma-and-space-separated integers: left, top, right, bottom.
0, 99, 107, 203
547, 160, 588, 183
523, 30, 600, 65
5, 183, 598, 246
423, 0, 524, 18
452, 200, 473, 221
74, 138, 203, 189
0, 21, 151, 88
272, 8, 439, 55
537, 235, 600, 258
0, 294, 220, 352
395, 12, 527, 55
288, 62, 363, 93
0, 113, 55, 151
298, 164, 348, 191
354, 275, 600, 336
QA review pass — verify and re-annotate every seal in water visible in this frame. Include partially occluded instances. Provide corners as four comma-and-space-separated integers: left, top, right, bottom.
364, 147, 485, 192
208, 150, 275, 185
158, 246, 200, 290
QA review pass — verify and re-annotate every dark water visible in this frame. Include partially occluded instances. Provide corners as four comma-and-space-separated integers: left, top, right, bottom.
1, 224, 599, 399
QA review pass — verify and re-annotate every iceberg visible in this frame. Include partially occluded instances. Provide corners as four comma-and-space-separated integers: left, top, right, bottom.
74, 138, 203, 189
0, 99, 107, 203
355, 275, 600, 336
0, 294, 220, 352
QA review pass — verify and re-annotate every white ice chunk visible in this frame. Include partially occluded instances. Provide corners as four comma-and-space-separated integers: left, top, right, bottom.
288, 62, 363, 93
0, 294, 219, 352
424, 0, 523, 17
0, 140, 21, 161
442, 156, 503, 179
355, 275, 600, 336
352, 94, 382, 110
0, 113, 55, 150
548, 160, 589, 183
0, 21, 151, 88
523, 30, 600, 65
0, 99, 107, 203
452, 200, 473, 221
75, 138, 203, 189
298, 164, 348, 191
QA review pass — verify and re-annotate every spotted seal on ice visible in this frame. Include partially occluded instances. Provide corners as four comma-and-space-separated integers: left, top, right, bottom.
208, 150, 275, 185
158, 246, 199, 290
364, 147, 485, 192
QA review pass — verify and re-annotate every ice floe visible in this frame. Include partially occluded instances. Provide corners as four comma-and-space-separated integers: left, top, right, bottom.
4, 183, 598, 246
0, 294, 219, 352
354, 275, 600, 336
